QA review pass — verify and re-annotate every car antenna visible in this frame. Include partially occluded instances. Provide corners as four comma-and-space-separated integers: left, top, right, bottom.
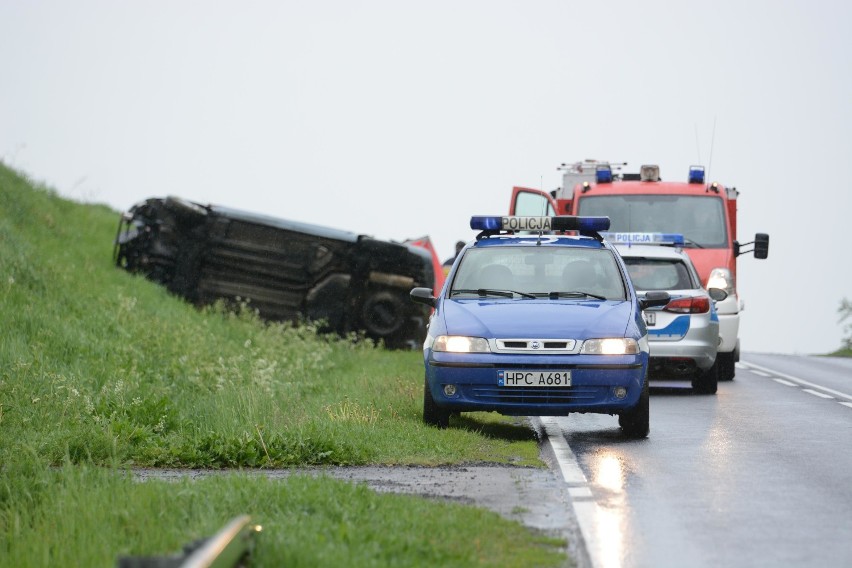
706, 116, 717, 187
537, 174, 545, 246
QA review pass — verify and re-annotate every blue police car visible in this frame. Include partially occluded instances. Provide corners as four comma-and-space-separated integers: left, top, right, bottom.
410, 215, 670, 438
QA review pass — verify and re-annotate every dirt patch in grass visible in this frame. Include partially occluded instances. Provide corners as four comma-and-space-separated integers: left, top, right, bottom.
134, 461, 586, 566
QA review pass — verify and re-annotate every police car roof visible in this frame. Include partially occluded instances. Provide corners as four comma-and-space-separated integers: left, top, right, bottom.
614, 243, 688, 260
472, 235, 608, 250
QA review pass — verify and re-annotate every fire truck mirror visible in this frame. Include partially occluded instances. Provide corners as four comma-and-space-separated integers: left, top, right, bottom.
754, 233, 769, 259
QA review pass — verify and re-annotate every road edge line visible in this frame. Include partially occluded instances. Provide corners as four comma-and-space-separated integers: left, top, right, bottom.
534, 416, 604, 568
739, 361, 852, 402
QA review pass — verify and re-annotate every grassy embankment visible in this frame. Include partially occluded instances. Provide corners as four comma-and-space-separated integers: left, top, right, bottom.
0, 163, 567, 567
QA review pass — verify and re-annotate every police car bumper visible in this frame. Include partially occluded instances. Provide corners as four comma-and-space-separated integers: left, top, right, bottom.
425, 352, 647, 416
648, 324, 719, 372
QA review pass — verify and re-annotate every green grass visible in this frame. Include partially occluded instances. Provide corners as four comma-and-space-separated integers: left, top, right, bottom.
0, 162, 540, 468
1, 461, 565, 567
0, 163, 567, 567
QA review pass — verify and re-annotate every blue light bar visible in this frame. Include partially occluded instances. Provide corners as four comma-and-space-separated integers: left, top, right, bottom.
688, 166, 705, 184
470, 216, 503, 231
595, 165, 613, 184
553, 216, 611, 232
602, 232, 685, 245
470, 216, 611, 232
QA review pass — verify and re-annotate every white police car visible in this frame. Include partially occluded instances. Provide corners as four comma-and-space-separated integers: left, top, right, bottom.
409, 216, 669, 437
609, 233, 726, 394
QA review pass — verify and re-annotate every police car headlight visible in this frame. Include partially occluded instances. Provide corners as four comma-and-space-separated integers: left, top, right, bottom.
433, 336, 491, 353
707, 267, 735, 295
581, 338, 640, 355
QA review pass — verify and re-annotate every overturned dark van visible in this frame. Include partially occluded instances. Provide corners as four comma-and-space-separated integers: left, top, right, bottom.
114, 196, 433, 348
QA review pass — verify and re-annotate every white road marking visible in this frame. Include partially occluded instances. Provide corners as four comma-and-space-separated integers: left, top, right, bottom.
740, 361, 852, 402
802, 389, 835, 400
750, 370, 772, 377
569, 487, 594, 498
539, 416, 610, 568
773, 378, 798, 387
541, 417, 587, 484
840, 402, 852, 410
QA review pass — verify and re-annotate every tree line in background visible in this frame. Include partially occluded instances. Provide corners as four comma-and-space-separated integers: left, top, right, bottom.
840, 298, 852, 352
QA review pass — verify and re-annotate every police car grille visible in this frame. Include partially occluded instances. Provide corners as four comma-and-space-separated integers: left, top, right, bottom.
501, 341, 570, 349
495, 339, 575, 352
469, 385, 603, 404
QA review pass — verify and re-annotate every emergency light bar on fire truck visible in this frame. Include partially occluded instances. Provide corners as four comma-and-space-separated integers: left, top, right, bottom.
584, 163, 707, 187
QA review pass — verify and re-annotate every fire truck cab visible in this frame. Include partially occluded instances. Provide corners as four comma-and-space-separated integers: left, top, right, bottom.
510, 161, 769, 380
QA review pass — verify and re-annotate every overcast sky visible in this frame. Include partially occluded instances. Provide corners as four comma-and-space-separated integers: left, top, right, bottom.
2, 1, 851, 355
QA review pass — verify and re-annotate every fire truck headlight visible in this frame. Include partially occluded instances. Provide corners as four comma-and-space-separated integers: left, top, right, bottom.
707, 268, 735, 296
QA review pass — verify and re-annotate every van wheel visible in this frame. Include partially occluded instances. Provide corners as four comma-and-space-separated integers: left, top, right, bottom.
423, 377, 450, 428
361, 291, 405, 338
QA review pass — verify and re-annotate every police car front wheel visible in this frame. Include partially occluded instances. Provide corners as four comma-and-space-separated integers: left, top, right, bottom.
619, 379, 650, 439
423, 377, 451, 428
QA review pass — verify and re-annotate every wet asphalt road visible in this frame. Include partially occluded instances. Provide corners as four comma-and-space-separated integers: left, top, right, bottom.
546, 354, 852, 568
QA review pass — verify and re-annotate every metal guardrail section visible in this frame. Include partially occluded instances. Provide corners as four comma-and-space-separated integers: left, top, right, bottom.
117, 516, 261, 568
180, 515, 261, 568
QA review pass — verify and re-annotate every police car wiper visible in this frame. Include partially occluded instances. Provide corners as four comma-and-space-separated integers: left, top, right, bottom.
680, 237, 705, 249
548, 291, 607, 301
452, 288, 536, 299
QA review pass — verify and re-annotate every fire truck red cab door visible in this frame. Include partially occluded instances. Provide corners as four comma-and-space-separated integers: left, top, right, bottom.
509, 186, 558, 216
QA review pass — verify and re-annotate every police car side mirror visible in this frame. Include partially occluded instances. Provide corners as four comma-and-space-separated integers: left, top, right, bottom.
708, 287, 728, 302
639, 291, 670, 310
410, 287, 437, 308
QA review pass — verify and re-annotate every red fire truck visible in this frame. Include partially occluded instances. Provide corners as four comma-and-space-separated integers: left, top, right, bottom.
510, 161, 769, 380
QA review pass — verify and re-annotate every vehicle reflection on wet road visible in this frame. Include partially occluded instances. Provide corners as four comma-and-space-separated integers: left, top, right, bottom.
590, 451, 627, 568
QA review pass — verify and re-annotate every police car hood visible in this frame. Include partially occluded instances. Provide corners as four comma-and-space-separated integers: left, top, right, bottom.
442, 299, 631, 338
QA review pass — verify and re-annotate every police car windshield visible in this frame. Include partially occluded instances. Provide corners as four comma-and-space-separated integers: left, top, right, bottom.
623, 258, 699, 291
577, 195, 728, 248
451, 246, 626, 300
